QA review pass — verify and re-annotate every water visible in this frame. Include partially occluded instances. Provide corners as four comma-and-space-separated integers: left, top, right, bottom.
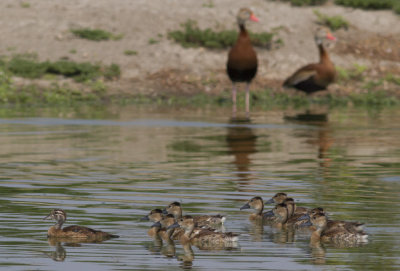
0, 105, 399, 270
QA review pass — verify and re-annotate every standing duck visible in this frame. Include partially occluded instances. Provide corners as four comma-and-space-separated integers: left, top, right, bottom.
283, 27, 336, 93
43, 209, 119, 240
227, 8, 259, 115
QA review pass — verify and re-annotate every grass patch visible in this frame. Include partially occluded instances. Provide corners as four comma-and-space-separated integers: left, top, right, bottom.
168, 20, 282, 49
336, 64, 368, 82
335, 0, 400, 14
71, 28, 123, 41
124, 50, 137, 56
20, 2, 30, 8
314, 10, 349, 31
148, 38, 159, 45
276, 0, 328, 6
1, 54, 120, 82
0, 67, 106, 104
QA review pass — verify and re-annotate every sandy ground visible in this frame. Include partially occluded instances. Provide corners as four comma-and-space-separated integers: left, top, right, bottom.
0, 0, 399, 96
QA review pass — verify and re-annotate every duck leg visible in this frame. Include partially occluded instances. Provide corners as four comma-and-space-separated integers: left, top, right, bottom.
232, 83, 237, 116
245, 83, 250, 116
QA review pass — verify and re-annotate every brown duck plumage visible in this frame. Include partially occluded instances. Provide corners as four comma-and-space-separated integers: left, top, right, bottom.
227, 8, 259, 115
43, 209, 119, 241
283, 27, 336, 94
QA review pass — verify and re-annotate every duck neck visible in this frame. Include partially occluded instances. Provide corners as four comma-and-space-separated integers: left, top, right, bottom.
256, 204, 264, 216
54, 220, 64, 230
318, 44, 331, 64
238, 24, 250, 40
311, 229, 322, 243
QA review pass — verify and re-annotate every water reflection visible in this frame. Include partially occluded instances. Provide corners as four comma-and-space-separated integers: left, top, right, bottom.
285, 111, 333, 169
226, 116, 257, 186
1, 106, 400, 270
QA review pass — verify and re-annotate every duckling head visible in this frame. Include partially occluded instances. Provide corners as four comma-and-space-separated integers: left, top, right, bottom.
141, 208, 163, 222
160, 214, 176, 229
310, 213, 328, 231
43, 209, 67, 229
273, 203, 289, 223
298, 207, 324, 222
240, 196, 264, 214
168, 215, 194, 235
163, 202, 183, 219
265, 192, 287, 205
236, 8, 259, 27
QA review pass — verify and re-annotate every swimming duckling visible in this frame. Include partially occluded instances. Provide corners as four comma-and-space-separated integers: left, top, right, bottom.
168, 215, 238, 248
271, 203, 290, 228
141, 209, 164, 222
308, 213, 368, 244
163, 202, 225, 227
265, 193, 308, 215
43, 209, 119, 240
240, 196, 272, 221
298, 207, 365, 233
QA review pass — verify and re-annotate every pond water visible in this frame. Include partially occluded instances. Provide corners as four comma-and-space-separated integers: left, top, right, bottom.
0, 105, 399, 270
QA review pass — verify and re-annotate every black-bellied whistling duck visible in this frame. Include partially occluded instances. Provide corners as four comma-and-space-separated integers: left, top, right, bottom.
283, 27, 336, 94
227, 8, 259, 115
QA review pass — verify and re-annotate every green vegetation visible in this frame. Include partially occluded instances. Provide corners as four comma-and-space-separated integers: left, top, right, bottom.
1, 54, 120, 82
114, 88, 399, 109
71, 28, 123, 41
20, 2, 30, 8
335, 0, 400, 14
148, 38, 159, 45
385, 74, 400, 85
314, 10, 349, 31
336, 64, 368, 81
168, 20, 282, 49
202, 0, 215, 8
69, 49, 77, 54
277, 0, 328, 6
0, 67, 106, 104
124, 50, 137, 56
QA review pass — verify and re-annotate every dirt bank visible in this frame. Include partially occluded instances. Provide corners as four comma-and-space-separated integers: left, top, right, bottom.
0, 0, 399, 97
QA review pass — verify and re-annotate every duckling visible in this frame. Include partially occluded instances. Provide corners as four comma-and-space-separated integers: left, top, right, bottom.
240, 196, 271, 221
309, 213, 368, 244
141, 209, 164, 222
271, 203, 290, 228
43, 209, 119, 240
163, 202, 225, 227
265, 193, 308, 215
168, 216, 238, 248
298, 207, 365, 233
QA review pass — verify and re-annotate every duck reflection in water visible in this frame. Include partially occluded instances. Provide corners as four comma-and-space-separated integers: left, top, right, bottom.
45, 237, 112, 262
226, 116, 257, 187
284, 110, 333, 170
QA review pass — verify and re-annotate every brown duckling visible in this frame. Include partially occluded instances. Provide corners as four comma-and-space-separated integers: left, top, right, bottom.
240, 196, 272, 221
298, 207, 365, 233
271, 203, 290, 228
141, 208, 164, 222
43, 209, 119, 240
168, 216, 238, 248
309, 213, 368, 244
163, 202, 225, 227
265, 193, 308, 215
